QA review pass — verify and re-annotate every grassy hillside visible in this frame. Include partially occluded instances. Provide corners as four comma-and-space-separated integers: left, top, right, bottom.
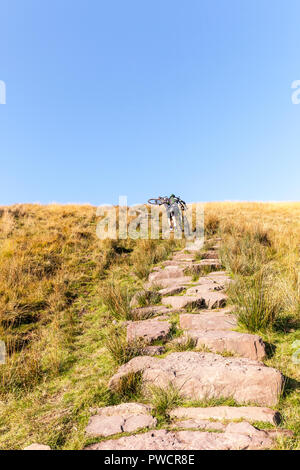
0, 203, 299, 449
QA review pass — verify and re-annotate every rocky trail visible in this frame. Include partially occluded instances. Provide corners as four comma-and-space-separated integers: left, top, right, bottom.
82, 238, 291, 451
27, 238, 291, 451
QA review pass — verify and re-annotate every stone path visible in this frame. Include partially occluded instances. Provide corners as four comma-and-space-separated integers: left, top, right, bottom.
79, 239, 290, 450
23, 238, 292, 451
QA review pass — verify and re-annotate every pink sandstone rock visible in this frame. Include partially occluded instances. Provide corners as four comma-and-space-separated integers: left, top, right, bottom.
142, 345, 165, 355
85, 403, 156, 437
158, 285, 186, 296
170, 406, 280, 425
108, 351, 283, 406
162, 291, 227, 309
170, 419, 226, 431
180, 312, 237, 331
172, 252, 196, 261
85, 424, 275, 450
145, 276, 192, 289
127, 318, 171, 343
148, 266, 185, 282
186, 329, 266, 360
23, 444, 51, 450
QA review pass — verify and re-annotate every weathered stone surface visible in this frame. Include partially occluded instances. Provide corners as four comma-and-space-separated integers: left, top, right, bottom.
122, 415, 156, 433
180, 312, 237, 331
108, 352, 283, 406
162, 291, 227, 310
170, 419, 226, 431
162, 294, 205, 310
159, 286, 186, 296
185, 283, 225, 295
85, 403, 156, 437
170, 406, 281, 425
23, 443, 51, 450
162, 260, 193, 267
86, 415, 124, 437
85, 424, 275, 450
127, 318, 171, 343
94, 403, 152, 417
86, 414, 156, 437
184, 329, 266, 360
145, 276, 192, 289
143, 345, 165, 356
172, 252, 196, 261
187, 260, 222, 271
148, 266, 185, 282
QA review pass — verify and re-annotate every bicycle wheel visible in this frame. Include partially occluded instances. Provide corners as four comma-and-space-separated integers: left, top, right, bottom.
148, 198, 164, 205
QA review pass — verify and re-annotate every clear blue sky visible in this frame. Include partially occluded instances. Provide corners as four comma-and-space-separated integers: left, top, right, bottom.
1, 0, 300, 205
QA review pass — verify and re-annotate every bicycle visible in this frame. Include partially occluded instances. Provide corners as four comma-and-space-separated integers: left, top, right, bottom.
147, 196, 188, 232
148, 196, 187, 211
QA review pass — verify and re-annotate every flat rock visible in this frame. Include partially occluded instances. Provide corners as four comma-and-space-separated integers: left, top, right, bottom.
185, 329, 266, 360
186, 261, 222, 273
127, 318, 171, 343
148, 266, 185, 282
170, 406, 281, 425
123, 414, 157, 433
86, 415, 124, 437
85, 403, 156, 437
162, 291, 227, 310
159, 285, 186, 296
143, 345, 165, 356
180, 312, 237, 331
162, 260, 194, 267
85, 424, 275, 450
145, 276, 192, 289
172, 252, 196, 261
108, 351, 283, 406
86, 414, 156, 437
185, 283, 226, 295
170, 419, 226, 431
94, 403, 153, 417
23, 443, 51, 450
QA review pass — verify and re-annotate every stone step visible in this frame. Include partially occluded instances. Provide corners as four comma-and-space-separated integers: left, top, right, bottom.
127, 318, 171, 343
85, 403, 156, 438
158, 285, 186, 296
145, 276, 192, 289
162, 260, 196, 267
85, 422, 282, 450
172, 252, 196, 261
162, 291, 227, 310
108, 351, 283, 406
170, 419, 226, 431
148, 266, 186, 282
187, 260, 222, 272
170, 406, 280, 425
174, 329, 266, 361
180, 312, 237, 331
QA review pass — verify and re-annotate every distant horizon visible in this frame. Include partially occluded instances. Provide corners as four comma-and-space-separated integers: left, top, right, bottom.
1, 199, 300, 207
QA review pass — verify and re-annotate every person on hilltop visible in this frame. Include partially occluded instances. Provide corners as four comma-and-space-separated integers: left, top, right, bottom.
148, 194, 187, 232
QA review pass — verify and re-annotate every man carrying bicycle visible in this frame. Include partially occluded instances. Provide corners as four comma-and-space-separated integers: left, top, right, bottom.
148, 194, 186, 232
